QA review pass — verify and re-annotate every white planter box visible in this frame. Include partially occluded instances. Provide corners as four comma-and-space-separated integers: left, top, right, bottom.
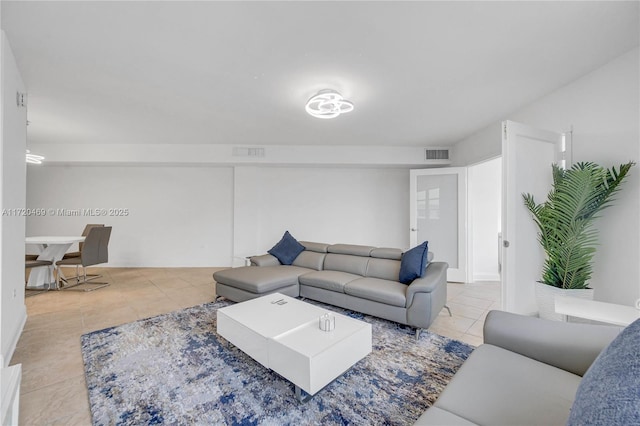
534, 282, 594, 321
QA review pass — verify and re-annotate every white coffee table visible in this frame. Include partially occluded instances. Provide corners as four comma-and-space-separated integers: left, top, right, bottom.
217, 293, 372, 402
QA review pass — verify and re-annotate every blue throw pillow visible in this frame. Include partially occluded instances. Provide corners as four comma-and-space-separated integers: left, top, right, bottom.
566, 318, 640, 425
268, 231, 305, 265
399, 241, 429, 284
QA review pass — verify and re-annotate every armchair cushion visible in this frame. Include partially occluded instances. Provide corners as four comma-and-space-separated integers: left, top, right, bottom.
567, 318, 640, 425
433, 344, 581, 426
268, 231, 305, 265
399, 241, 429, 284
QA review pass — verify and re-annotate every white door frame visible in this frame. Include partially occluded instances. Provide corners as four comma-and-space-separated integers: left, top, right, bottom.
467, 156, 502, 283
410, 167, 468, 283
501, 120, 570, 313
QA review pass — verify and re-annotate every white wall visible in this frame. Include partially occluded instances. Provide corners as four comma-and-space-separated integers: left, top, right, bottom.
233, 166, 410, 261
468, 157, 501, 282
453, 48, 640, 305
27, 165, 411, 268
452, 125, 502, 168
1, 32, 27, 367
27, 166, 234, 267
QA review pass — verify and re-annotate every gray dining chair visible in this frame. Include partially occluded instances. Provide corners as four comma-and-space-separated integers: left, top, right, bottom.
56, 226, 112, 291
62, 224, 104, 259
62, 223, 105, 281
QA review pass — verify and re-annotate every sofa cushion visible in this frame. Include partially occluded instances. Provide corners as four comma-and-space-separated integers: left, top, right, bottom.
399, 241, 429, 284
268, 231, 305, 265
328, 244, 375, 257
249, 254, 280, 267
433, 344, 581, 426
366, 258, 401, 281
324, 253, 369, 276
292, 251, 326, 271
370, 247, 402, 260
299, 270, 361, 293
299, 241, 330, 253
566, 318, 640, 426
344, 277, 407, 307
213, 265, 311, 293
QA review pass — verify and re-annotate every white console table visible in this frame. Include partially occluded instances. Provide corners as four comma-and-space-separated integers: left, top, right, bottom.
555, 296, 640, 326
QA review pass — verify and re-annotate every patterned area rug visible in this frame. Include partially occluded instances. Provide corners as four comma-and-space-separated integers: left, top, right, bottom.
81, 300, 474, 425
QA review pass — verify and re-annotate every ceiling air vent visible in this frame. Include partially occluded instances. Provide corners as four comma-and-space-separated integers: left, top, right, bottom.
425, 149, 449, 160
232, 147, 265, 157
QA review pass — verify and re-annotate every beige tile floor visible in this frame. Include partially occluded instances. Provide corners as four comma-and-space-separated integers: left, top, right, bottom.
11, 268, 500, 425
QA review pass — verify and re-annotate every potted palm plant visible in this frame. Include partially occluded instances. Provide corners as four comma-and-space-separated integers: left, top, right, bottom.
523, 161, 634, 320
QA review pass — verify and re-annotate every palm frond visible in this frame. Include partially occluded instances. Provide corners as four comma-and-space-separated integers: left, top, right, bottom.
522, 161, 634, 289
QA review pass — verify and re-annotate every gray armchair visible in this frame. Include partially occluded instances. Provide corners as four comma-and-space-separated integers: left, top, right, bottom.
416, 311, 625, 425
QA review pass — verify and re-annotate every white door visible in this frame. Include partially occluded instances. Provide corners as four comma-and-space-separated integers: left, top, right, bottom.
410, 168, 467, 282
501, 120, 570, 314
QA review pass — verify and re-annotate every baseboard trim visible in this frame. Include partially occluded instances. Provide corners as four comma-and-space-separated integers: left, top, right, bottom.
2, 305, 27, 368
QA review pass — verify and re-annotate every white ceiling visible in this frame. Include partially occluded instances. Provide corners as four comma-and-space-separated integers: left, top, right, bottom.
2, 1, 638, 147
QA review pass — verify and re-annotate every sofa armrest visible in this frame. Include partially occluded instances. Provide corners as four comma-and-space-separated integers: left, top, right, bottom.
250, 254, 280, 267
483, 310, 622, 376
405, 262, 448, 329
405, 262, 448, 302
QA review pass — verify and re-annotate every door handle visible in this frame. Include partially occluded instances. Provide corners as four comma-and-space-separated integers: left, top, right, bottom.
503, 240, 510, 248
411, 228, 418, 232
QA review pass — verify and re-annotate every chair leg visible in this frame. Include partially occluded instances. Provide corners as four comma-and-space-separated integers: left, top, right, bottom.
55, 265, 65, 290
56, 265, 79, 290
61, 266, 109, 292
83, 273, 103, 282
65, 264, 102, 283
62, 280, 110, 292
415, 328, 422, 341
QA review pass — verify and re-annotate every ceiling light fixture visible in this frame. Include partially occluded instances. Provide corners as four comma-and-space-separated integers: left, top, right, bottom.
305, 89, 354, 119
26, 150, 45, 164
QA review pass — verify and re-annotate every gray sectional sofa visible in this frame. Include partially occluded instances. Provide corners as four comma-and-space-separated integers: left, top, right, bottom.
416, 310, 629, 425
213, 241, 449, 333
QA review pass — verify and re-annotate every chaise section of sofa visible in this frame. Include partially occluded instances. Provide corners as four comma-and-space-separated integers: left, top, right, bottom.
213, 241, 449, 332
213, 241, 329, 302
212, 265, 308, 302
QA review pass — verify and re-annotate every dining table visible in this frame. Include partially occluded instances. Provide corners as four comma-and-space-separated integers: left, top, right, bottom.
25, 236, 85, 289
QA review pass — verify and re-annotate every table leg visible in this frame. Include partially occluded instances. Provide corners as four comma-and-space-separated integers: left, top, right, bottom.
26, 243, 72, 289
294, 385, 313, 403
292, 365, 352, 404
26, 244, 49, 289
